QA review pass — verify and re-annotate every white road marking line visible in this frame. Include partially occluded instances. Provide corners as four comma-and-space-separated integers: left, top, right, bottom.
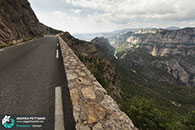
55, 86, 65, 130
0, 49, 4, 52
16, 43, 24, 46
56, 49, 59, 59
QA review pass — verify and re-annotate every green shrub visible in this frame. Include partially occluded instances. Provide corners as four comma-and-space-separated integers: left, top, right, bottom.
124, 96, 186, 130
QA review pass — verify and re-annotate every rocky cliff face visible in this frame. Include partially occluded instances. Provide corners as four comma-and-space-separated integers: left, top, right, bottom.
133, 28, 195, 44
0, 0, 61, 48
111, 28, 195, 49
114, 28, 195, 86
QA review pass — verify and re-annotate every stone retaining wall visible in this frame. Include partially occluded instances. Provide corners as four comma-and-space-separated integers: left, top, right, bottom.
59, 36, 138, 130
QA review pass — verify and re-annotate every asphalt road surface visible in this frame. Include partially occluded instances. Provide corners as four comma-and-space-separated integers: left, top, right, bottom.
0, 36, 75, 130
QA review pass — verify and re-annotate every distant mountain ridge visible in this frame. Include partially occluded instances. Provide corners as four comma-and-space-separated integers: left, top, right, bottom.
166, 26, 180, 30
73, 28, 138, 41
73, 27, 182, 42
0, 0, 61, 48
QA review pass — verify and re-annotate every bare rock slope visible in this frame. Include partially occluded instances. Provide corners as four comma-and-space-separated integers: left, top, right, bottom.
0, 0, 61, 47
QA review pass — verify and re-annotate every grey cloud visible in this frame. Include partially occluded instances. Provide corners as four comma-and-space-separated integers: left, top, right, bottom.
29, 0, 195, 33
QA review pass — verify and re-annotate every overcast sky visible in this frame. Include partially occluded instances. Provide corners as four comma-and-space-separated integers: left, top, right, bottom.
28, 0, 195, 34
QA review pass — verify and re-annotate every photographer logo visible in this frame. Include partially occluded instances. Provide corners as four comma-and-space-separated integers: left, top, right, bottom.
2, 115, 15, 128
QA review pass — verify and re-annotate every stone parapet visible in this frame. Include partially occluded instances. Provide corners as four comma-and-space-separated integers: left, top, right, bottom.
59, 36, 138, 130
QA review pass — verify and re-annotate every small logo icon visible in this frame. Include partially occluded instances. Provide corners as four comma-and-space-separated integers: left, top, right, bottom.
2, 115, 15, 128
